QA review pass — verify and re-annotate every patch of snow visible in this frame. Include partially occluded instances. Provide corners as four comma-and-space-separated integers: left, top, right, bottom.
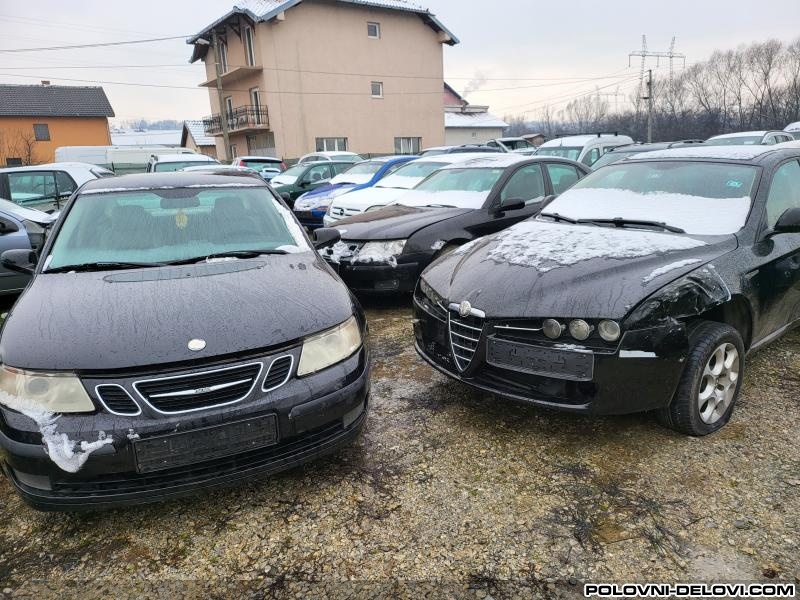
351, 249, 398, 268
275, 244, 307, 254
619, 350, 657, 358
321, 241, 355, 264
0, 390, 113, 473
126, 429, 140, 441
632, 146, 770, 161
183, 183, 260, 188
642, 258, 703, 284
272, 201, 311, 249
553, 343, 592, 354
545, 188, 751, 235
478, 221, 706, 272
321, 241, 397, 267
431, 240, 447, 251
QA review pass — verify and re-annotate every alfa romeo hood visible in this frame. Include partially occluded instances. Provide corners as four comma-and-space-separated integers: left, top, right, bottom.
421, 220, 736, 320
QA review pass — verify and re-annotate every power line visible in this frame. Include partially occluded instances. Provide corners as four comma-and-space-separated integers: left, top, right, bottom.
0, 35, 192, 53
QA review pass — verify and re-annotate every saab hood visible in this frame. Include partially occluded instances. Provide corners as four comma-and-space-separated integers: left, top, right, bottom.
333, 204, 470, 240
421, 220, 736, 320
0, 253, 355, 371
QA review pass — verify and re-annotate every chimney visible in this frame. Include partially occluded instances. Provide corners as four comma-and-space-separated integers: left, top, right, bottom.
41, 80, 50, 86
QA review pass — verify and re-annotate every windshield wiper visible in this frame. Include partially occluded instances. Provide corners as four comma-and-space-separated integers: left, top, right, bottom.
45, 261, 167, 273
539, 212, 577, 224
576, 218, 686, 234
165, 249, 288, 265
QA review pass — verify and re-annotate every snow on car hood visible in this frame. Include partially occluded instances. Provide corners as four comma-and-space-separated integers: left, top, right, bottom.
374, 174, 425, 190
270, 174, 298, 186
422, 220, 735, 320
330, 173, 372, 186
329, 186, 411, 212
392, 190, 489, 210
545, 188, 752, 235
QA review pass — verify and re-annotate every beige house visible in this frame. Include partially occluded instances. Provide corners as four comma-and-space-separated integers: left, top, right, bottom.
188, 0, 458, 161
442, 82, 507, 146
181, 120, 218, 158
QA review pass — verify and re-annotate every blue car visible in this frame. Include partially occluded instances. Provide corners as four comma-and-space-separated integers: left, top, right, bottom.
293, 155, 416, 228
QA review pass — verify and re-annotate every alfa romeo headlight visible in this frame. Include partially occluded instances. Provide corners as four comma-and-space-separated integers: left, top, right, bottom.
360, 239, 406, 257
0, 365, 95, 413
419, 278, 444, 305
297, 316, 362, 376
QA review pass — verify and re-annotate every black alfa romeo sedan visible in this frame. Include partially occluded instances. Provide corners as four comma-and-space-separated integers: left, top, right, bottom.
318, 154, 590, 293
414, 144, 800, 435
0, 172, 368, 510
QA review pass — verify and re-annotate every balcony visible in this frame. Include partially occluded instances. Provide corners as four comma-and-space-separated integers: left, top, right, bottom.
203, 105, 269, 136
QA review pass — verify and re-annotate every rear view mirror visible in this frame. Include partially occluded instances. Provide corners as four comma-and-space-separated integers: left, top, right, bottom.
313, 227, 341, 250
771, 207, 800, 235
1, 249, 36, 275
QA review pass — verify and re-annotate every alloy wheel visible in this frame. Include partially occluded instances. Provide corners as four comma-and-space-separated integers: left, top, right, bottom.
697, 342, 740, 424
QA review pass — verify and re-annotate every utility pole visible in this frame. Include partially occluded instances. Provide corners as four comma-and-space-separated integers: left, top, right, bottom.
212, 29, 231, 162
644, 69, 653, 142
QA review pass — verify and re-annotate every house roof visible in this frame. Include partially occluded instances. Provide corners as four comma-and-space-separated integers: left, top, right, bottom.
0, 84, 114, 118
181, 120, 216, 147
444, 112, 508, 129
188, 0, 458, 61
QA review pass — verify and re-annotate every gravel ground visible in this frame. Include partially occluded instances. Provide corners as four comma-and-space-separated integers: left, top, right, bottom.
0, 298, 798, 599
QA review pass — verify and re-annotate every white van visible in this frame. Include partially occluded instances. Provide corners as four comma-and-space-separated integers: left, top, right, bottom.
54, 146, 197, 174
535, 134, 634, 167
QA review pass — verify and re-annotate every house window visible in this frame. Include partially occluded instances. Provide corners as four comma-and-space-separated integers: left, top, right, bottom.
219, 41, 228, 72
229, 144, 238, 158
394, 137, 421, 154
367, 22, 380, 38
244, 26, 256, 66
371, 81, 384, 98
224, 96, 234, 128
315, 137, 348, 152
5, 158, 22, 167
33, 124, 50, 141
250, 88, 262, 124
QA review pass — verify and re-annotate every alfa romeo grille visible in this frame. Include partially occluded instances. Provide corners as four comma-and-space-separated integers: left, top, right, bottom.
449, 312, 483, 372
135, 363, 262, 414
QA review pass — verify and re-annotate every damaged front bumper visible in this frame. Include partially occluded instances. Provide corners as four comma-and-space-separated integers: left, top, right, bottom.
326, 257, 422, 293
0, 348, 369, 511
413, 297, 689, 415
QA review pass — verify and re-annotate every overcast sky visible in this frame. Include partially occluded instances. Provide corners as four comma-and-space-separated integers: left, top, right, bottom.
1, 0, 798, 124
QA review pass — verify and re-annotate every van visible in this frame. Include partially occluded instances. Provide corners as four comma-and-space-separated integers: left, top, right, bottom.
535, 133, 634, 167
54, 146, 197, 175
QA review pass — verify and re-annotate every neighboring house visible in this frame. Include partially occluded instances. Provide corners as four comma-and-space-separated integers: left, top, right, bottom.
110, 129, 182, 147
181, 120, 218, 158
442, 82, 507, 145
0, 83, 114, 166
188, 0, 457, 161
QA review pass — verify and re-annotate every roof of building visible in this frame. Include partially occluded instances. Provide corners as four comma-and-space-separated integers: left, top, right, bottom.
188, 0, 458, 61
111, 129, 182, 146
444, 112, 507, 129
181, 120, 216, 147
0, 84, 114, 118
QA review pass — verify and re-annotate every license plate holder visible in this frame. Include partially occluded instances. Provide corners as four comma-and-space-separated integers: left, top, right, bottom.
133, 414, 278, 473
486, 336, 594, 381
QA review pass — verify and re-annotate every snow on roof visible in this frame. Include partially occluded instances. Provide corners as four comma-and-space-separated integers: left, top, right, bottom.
111, 129, 182, 147
444, 112, 507, 129
784, 122, 800, 132
630, 145, 781, 161
182, 120, 215, 147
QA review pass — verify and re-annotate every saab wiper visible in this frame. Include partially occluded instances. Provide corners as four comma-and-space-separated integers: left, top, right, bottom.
166, 249, 288, 265
539, 212, 577, 224
576, 217, 686, 234
45, 261, 167, 273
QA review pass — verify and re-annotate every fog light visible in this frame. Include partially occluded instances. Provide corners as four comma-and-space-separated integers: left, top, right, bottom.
598, 320, 621, 342
569, 319, 592, 341
542, 319, 563, 339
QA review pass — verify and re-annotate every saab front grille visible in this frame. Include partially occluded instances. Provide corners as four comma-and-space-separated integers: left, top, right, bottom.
263, 356, 293, 391
135, 363, 262, 414
449, 313, 483, 372
96, 384, 141, 416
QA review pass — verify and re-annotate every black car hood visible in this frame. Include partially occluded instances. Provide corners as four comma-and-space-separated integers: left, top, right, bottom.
0, 253, 355, 371
333, 205, 472, 240
421, 220, 737, 320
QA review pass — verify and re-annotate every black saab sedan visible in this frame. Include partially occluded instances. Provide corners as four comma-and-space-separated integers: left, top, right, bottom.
0, 172, 367, 510
317, 154, 590, 293
414, 144, 800, 436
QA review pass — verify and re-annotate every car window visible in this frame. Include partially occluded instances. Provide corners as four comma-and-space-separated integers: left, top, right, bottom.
305, 164, 330, 182
536, 147, 582, 161
154, 161, 216, 172
582, 148, 601, 166
500, 164, 545, 205
46, 187, 309, 269
55, 171, 77, 196
546, 163, 582, 194
8, 171, 57, 205
766, 160, 800, 227
416, 167, 506, 194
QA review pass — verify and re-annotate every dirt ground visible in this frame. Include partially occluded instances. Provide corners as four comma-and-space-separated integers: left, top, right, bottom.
0, 297, 798, 599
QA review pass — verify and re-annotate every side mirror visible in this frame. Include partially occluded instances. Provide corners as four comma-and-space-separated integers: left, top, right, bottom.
313, 227, 341, 250
771, 207, 800, 235
1, 249, 36, 275
493, 198, 526, 214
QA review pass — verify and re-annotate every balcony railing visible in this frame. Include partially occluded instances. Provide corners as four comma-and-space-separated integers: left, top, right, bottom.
203, 105, 269, 136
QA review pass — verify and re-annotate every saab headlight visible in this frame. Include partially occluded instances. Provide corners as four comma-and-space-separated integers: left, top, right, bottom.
598, 320, 621, 342
297, 316, 362, 376
360, 239, 406, 258
0, 365, 95, 413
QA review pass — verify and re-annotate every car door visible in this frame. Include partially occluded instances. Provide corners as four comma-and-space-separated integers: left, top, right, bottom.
7, 171, 58, 211
0, 211, 32, 294
544, 162, 584, 195
749, 158, 800, 343
295, 164, 331, 199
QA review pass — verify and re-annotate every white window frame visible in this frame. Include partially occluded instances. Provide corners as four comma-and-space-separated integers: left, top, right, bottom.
229, 144, 238, 158
244, 26, 256, 66
371, 81, 384, 98
367, 22, 380, 39
315, 137, 348, 152
250, 87, 262, 124
394, 137, 421, 154
219, 41, 229, 72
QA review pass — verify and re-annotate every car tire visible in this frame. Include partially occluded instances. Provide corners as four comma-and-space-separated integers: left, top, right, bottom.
657, 320, 744, 436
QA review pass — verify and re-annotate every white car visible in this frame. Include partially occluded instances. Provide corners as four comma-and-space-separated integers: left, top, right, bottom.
231, 155, 285, 180
486, 137, 537, 153
297, 151, 363, 164
323, 153, 494, 226
0, 162, 114, 211
784, 122, 800, 140
535, 134, 634, 167
146, 153, 219, 173
705, 130, 794, 146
